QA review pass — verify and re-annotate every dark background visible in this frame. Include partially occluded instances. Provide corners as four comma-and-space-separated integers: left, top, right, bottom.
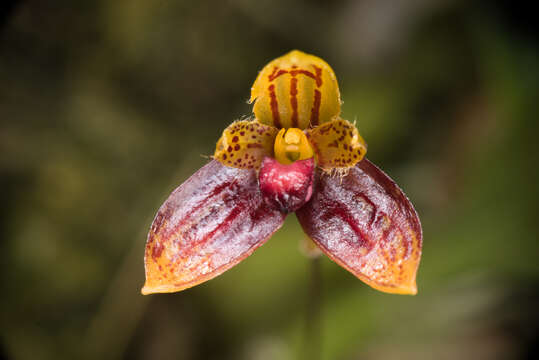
1, 1, 538, 359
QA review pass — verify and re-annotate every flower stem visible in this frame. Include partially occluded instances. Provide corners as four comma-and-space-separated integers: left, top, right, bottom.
305, 256, 322, 360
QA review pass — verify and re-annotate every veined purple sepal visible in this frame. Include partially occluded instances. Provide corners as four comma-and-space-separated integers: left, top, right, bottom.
142, 160, 286, 295
296, 159, 422, 295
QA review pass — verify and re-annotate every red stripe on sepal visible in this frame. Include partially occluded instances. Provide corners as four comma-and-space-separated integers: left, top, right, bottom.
296, 159, 422, 294
142, 160, 286, 294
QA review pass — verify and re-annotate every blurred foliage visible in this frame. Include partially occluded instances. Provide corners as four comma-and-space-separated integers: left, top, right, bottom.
1, 1, 538, 359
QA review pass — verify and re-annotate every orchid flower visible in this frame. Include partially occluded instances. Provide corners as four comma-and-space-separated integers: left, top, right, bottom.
142, 50, 422, 296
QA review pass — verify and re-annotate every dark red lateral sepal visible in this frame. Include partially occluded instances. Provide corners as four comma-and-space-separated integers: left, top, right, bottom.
296, 159, 422, 294
142, 160, 286, 294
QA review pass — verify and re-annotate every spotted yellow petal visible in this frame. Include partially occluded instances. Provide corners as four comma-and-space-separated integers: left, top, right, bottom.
250, 50, 341, 130
214, 120, 278, 170
306, 118, 367, 170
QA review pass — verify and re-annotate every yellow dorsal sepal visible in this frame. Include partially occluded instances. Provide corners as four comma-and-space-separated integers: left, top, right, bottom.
250, 50, 341, 130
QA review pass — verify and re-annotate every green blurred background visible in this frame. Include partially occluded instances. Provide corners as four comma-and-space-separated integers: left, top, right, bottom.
1, 1, 538, 359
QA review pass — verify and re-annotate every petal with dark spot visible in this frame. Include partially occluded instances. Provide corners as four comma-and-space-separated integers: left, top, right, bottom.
306, 118, 367, 170
296, 159, 422, 294
142, 160, 286, 294
214, 120, 278, 170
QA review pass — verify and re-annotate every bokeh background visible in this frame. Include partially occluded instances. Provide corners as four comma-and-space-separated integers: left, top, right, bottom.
1, 1, 538, 359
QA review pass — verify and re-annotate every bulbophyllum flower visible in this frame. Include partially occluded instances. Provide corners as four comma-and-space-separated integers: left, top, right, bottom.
142, 50, 422, 296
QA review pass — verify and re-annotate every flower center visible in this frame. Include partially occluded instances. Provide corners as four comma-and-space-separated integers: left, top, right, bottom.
258, 157, 315, 213
274, 128, 314, 165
